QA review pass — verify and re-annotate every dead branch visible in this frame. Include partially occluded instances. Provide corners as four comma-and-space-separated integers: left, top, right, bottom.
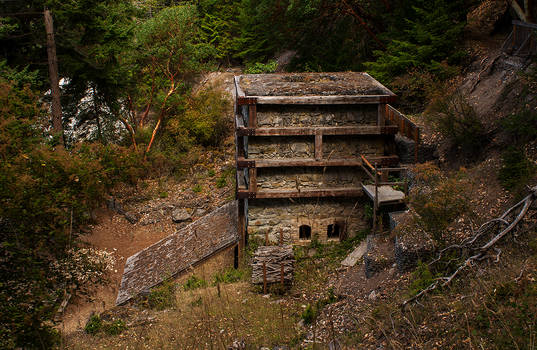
251, 246, 294, 284
402, 186, 537, 308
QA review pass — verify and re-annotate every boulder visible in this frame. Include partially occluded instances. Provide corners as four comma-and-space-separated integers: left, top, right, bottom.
171, 208, 191, 223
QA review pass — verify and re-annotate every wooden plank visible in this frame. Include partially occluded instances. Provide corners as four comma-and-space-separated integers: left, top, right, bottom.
234, 76, 246, 98
314, 131, 323, 160
238, 199, 245, 265
236, 156, 399, 168
236, 125, 398, 137
237, 188, 364, 199
254, 95, 397, 105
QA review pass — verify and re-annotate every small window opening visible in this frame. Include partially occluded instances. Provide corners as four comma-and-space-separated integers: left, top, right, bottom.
299, 225, 311, 240
327, 224, 340, 239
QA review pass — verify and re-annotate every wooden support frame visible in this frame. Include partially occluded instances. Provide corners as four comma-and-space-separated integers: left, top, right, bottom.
236, 125, 398, 137
314, 131, 323, 160
248, 168, 257, 192
378, 103, 386, 126
236, 155, 400, 168
248, 104, 257, 128
237, 188, 364, 199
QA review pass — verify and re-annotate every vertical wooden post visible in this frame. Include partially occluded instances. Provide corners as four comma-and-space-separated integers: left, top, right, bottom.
248, 104, 257, 128
279, 228, 283, 245
414, 128, 419, 163
314, 131, 323, 160
44, 9, 63, 145
378, 104, 386, 126
238, 199, 245, 265
263, 262, 267, 294
280, 262, 285, 287
373, 163, 378, 233
248, 168, 257, 192
265, 230, 269, 245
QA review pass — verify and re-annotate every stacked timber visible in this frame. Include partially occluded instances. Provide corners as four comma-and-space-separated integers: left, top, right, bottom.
251, 245, 294, 285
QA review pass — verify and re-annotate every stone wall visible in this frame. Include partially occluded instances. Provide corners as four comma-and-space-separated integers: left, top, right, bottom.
323, 135, 390, 158
247, 198, 368, 243
256, 167, 366, 190
248, 136, 314, 159
256, 104, 378, 127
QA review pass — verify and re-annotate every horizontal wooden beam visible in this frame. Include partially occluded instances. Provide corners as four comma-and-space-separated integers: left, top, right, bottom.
252, 95, 397, 105
236, 125, 398, 137
237, 188, 364, 199
236, 155, 400, 168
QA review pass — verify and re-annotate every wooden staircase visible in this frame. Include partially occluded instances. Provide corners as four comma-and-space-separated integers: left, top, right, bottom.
359, 155, 408, 232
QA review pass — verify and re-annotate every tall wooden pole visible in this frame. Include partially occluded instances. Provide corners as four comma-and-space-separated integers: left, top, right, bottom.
44, 9, 64, 145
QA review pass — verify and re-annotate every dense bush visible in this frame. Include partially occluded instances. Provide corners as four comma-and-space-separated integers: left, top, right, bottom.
498, 147, 535, 191
427, 92, 487, 157
0, 79, 149, 348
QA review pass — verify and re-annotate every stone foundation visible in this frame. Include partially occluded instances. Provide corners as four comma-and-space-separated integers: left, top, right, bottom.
256, 104, 378, 127
247, 198, 368, 244
248, 136, 313, 159
324, 135, 394, 159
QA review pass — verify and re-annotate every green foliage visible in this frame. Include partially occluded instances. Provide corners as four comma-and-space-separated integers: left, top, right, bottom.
163, 88, 231, 151
85, 315, 127, 336
85, 315, 103, 335
183, 275, 208, 291
213, 268, 245, 285
498, 147, 535, 191
408, 163, 471, 242
103, 319, 127, 336
501, 108, 537, 145
408, 261, 439, 297
301, 288, 339, 325
192, 184, 203, 193
148, 279, 177, 310
366, 0, 469, 83
244, 60, 278, 74
428, 92, 487, 157
207, 169, 216, 177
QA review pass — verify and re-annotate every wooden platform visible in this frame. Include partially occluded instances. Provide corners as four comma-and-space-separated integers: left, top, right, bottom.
361, 184, 405, 205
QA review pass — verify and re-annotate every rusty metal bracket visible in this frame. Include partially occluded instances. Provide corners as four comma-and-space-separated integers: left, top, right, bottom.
237, 97, 257, 105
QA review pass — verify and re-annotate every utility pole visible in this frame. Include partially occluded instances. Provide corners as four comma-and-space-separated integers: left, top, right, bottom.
44, 9, 64, 145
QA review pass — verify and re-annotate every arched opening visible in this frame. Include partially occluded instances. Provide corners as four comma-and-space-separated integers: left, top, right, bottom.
327, 223, 340, 239
299, 225, 311, 240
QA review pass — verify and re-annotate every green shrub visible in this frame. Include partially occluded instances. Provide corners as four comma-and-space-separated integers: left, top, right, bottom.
84, 315, 103, 335
207, 169, 215, 177
148, 279, 177, 310
103, 319, 127, 336
301, 304, 317, 325
183, 275, 208, 291
501, 108, 537, 145
215, 176, 227, 188
428, 92, 487, 157
192, 184, 203, 193
498, 147, 535, 191
408, 261, 439, 297
213, 268, 244, 285
244, 60, 277, 74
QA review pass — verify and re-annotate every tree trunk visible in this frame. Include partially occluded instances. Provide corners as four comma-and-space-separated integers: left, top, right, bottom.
44, 9, 64, 145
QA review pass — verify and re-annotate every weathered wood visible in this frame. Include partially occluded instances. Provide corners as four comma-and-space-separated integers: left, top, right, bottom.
248, 168, 257, 192
248, 104, 257, 127
236, 125, 398, 137
44, 10, 63, 144
234, 76, 246, 98
253, 95, 397, 105
314, 131, 323, 160
263, 262, 267, 293
378, 103, 386, 126
237, 188, 364, 199
252, 246, 294, 285
236, 155, 400, 168
238, 199, 245, 264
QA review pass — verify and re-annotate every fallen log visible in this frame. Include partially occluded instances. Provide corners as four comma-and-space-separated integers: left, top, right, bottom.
402, 186, 537, 308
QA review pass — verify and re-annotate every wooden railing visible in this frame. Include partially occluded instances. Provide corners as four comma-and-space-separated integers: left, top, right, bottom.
386, 104, 419, 163
360, 155, 408, 232
502, 20, 537, 57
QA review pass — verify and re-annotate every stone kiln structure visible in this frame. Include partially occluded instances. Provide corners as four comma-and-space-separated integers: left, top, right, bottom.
234, 72, 418, 246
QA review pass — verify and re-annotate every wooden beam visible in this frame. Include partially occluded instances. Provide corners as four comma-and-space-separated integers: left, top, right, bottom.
236, 155, 400, 168
512, 0, 528, 22
253, 95, 397, 105
238, 199, 245, 265
44, 10, 63, 145
237, 188, 364, 199
314, 131, 323, 160
236, 125, 398, 137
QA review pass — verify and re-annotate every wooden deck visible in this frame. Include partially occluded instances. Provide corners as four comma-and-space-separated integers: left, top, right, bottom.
361, 184, 405, 205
